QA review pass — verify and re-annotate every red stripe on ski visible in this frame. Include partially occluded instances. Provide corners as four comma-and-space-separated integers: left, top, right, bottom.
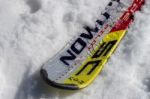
111, 0, 145, 32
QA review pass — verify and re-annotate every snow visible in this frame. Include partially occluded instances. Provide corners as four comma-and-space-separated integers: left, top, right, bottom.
0, 0, 150, 99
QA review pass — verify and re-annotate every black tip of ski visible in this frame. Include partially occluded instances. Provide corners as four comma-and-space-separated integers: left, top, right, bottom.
40, 69, 80, 90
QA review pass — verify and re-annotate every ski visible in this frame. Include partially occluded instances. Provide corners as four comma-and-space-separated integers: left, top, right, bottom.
40, 0, 145, 90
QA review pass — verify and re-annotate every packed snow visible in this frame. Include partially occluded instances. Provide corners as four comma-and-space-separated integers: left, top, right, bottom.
0, 0, 150, 99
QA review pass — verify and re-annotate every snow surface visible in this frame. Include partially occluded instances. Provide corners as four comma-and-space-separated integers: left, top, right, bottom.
0, 0, 150, 99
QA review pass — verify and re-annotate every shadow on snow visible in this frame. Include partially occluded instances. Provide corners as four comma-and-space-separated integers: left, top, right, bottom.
14, 67, 77, 99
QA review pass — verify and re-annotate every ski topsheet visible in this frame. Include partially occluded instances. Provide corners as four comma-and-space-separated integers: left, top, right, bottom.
41, 0, 145, 90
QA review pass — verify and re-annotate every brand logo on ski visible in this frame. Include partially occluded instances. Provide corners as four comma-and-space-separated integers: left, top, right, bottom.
60, 12, 110, 66
76, 40, 117, 75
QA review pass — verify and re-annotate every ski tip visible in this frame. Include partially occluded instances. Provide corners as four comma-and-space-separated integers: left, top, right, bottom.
40, 69, 80, 90
40, 0, 145, 90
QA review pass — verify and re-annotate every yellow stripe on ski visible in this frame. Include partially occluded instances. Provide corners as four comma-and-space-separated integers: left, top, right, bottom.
64, 30, 127, 89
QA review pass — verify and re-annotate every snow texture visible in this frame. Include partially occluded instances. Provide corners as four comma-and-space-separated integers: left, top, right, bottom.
0, 0, 150, 99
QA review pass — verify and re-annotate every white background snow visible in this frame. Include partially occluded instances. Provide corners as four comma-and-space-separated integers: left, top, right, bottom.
0, 0, 150, 99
